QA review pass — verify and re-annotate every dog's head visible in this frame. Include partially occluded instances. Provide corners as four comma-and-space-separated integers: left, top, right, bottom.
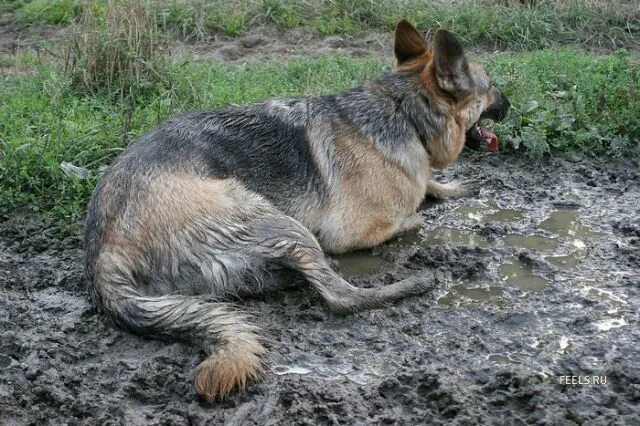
393, 20, 510, 152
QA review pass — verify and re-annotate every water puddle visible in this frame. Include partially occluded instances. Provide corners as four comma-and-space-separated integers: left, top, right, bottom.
452, 202, 523, 223
334, 251, 390, 276
423, 227, 490, 248
499, 258, 548, 291
539, 210, 604, 239
503, 234, 558, 251
484, 208, 524, 222
452, 205, 486, 221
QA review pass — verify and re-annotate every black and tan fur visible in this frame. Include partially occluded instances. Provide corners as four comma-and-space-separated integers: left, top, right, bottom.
84, 21, 510, 400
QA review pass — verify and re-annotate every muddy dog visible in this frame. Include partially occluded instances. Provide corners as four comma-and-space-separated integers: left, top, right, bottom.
84, 20, 509, 400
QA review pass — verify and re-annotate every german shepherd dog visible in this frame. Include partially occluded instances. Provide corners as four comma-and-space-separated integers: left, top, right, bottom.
84, 20, 509, 400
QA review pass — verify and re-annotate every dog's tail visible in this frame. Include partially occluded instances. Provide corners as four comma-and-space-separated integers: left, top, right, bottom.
86, 256, 266, 401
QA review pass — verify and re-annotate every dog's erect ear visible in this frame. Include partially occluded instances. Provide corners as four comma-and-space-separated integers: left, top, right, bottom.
433, 29, 471, 96
394, 20, 427, 65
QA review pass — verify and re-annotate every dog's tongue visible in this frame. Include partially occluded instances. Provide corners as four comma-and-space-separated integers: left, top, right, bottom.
479, 125, 499, 152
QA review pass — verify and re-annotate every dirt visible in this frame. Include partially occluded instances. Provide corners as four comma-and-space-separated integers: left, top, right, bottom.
1, 151, 639, 425
1, 20, 500, 72
0, 20, 393, 64
172, 26, 394, 64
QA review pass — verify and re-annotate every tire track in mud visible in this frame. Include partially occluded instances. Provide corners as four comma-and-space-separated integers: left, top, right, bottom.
1, 153, 639, 425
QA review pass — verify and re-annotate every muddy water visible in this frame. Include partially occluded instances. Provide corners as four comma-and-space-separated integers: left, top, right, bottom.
504, 234, 558, 250
334, 250, 390, 276
2, 154, 639, 425
539, 210, 605, 239
499, 257, 548, 291
338, 206, 609, 302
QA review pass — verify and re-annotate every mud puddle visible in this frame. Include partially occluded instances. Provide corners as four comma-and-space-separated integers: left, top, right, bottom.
499, 257, 548, 291
1, 154, 639, 425
338, 205, 603, 287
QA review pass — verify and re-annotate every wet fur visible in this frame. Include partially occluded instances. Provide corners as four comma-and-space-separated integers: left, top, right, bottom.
84, 21, 509, 401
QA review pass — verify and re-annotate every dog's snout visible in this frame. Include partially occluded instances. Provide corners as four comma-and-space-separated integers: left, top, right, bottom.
482, 89, 510, 122
497, 93, 510, 121
501, 93, 510, 111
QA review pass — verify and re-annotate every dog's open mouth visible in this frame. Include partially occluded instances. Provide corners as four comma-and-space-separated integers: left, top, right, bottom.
465, 121, 499, 152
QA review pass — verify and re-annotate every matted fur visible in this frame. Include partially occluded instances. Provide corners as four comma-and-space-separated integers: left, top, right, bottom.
84, 20, 509, 400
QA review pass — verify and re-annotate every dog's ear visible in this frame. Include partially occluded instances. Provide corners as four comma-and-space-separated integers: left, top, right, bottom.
394, 20, 427, 65
433, 29, 472, 97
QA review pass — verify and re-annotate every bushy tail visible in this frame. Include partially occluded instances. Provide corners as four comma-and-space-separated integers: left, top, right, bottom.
99, 284, 267, 400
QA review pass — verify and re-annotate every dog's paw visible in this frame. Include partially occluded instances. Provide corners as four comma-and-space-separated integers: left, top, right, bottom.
454, 180, 481, 198
426, 180, 479, 199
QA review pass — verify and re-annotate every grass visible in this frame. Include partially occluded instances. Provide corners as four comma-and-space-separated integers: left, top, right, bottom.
1, 49, 638, 219
7, 1, 640, 50
15, 0, 79, 24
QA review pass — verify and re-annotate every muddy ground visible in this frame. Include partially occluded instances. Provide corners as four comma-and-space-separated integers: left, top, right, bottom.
1, 151, 639, 425
2, 18, 640, 425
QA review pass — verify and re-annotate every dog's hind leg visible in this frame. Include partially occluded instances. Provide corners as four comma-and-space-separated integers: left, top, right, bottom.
244, 213, 434, 314
86, 177, 275, 402
87, 177, 432, 401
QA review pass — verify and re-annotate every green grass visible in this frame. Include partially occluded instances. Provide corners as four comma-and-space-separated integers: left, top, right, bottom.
1, 50, 638, 219
17, 0, 79, 24
10, 0, 640, 50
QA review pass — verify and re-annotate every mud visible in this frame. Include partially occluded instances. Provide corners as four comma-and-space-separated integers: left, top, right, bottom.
1, 152, 639, 425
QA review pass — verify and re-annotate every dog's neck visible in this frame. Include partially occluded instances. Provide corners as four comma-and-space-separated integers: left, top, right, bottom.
382, 72, 449, 149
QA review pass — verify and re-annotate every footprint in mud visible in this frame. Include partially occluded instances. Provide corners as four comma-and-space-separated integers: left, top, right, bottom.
437, 281, 504, 308
499, 257, 548, 291
422, 227, 491, 248
545, 250, 588, 269
487, 354, 519, 365
451, 201, 523, 223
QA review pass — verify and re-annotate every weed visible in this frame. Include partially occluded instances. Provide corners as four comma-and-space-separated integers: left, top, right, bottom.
65, 0, 171, 100
485, 49, 640, 157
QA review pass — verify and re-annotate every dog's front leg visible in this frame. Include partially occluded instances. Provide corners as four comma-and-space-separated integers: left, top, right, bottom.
425, 179, 478, 200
